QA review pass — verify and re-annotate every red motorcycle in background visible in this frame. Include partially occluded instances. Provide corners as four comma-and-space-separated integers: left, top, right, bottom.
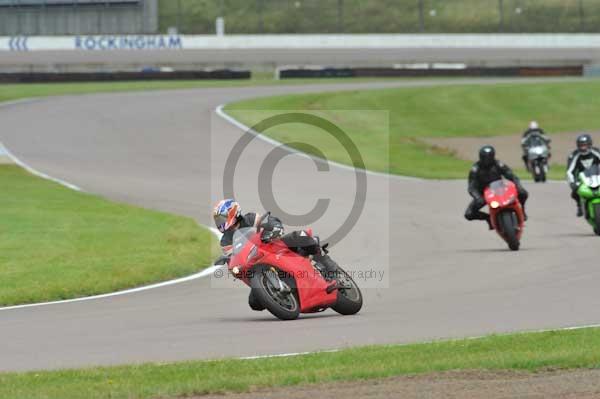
227, 227, 363, 320
483, 179, 525, 251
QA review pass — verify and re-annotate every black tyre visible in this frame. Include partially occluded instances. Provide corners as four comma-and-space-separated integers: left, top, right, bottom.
250, 265, 300, 320
593, 203, 600, 236
331, 266, 363, 315
532, 160, 546, 183
498, 211, 520, 251
537, 167, 546, 183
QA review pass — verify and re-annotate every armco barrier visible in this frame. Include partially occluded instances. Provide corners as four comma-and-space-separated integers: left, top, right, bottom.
277, 66, 583, 79
0, 69, 251, 83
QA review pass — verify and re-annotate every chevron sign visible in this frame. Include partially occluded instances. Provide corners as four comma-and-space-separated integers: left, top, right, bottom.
8, 36, 29, 51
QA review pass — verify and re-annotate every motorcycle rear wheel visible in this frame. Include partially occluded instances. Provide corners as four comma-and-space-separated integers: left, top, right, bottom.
331, 266, 363, 315
498, 211, 520, 251
250, 265, 300, 320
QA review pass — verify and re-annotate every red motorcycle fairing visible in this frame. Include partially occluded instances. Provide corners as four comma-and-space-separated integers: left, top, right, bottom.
483, 179, 525, 240
228, 231, 338, 313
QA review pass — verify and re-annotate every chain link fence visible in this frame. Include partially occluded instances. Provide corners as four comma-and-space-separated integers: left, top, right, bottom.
1, 0, 599, 35
159, 0, 600, 34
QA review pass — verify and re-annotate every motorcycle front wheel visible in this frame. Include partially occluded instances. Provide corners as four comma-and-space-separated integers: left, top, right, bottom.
250, 265, 300, 320
498, 210, 520, 251
532, 160, 546, 183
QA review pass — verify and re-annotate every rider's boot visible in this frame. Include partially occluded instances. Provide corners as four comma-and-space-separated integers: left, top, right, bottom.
312, 253, 338, 281
577, 203, 583, 217
485, 215, 494, 230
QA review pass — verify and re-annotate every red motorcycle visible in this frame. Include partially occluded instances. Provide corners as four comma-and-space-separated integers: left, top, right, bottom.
227, 227, 363, 320
483, 179, 525, 251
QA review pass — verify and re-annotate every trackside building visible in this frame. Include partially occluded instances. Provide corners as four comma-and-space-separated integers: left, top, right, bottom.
0, 0, 158, 35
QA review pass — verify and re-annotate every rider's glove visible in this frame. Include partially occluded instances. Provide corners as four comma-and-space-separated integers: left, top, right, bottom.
570, 182, 580, 192
259, 212, 284, 243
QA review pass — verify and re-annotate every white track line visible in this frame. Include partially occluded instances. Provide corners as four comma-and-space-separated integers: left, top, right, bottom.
0, 264, 225, 312
0, 139, 223, 312
0, 141, 82, 192
240, 349, 340, 360
239, 322, 600, 361
215, 104, 422, 182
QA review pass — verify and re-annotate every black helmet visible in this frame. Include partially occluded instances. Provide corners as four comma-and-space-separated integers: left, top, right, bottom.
577, 134, 592, 155
479, 145, 496, 167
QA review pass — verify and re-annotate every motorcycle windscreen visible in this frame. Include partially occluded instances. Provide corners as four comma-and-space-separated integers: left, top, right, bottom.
528, 145, 548, 159
488, 179, 508, 196
524, 133, 546, 147
232, 227, 256, 255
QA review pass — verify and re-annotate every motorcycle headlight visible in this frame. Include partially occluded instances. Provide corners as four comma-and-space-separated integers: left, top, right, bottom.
490, 201, 500, 209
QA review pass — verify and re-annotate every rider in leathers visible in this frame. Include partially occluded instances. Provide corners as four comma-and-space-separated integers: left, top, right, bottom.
213, 199, 339, 311
566, 134, 600, 217
521, 121, 551, 169
465, 146, 529, 229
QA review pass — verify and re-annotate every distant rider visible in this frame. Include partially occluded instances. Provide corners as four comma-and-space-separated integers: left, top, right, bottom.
566, 134, 600, 217
465, 145, 529, 229
521, 121, 551, 169
212, 199, 339, 310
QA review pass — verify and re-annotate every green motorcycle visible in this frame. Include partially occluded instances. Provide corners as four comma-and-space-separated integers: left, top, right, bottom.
577, 164, 600, 235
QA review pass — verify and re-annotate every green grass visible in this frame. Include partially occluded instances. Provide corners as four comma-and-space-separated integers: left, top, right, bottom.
0, 165, 219, 306
159, 0, 600, 34
225, 80, 600, 179
1, 327, 599, 399
0, 76, 413, 105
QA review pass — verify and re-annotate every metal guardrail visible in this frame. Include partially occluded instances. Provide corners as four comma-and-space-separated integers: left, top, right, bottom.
276, 65, 584, 79
0, 69, 251, 82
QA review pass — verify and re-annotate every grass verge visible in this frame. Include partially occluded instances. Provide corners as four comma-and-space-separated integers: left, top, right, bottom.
225, 80, 600, 179
1, 327, 599, 399
0, 75, 413, 105
0, 165, 218, 306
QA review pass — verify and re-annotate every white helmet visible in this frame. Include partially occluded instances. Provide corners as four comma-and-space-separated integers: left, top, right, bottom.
529, 121, 539, 130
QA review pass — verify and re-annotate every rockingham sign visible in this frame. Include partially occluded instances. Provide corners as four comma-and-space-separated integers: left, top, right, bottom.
75, 35, 183, 51
5, 34, 600, 53
0, 35, 183, 52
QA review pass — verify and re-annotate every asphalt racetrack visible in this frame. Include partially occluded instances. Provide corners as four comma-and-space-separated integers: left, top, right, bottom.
1, 79, 600, 372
